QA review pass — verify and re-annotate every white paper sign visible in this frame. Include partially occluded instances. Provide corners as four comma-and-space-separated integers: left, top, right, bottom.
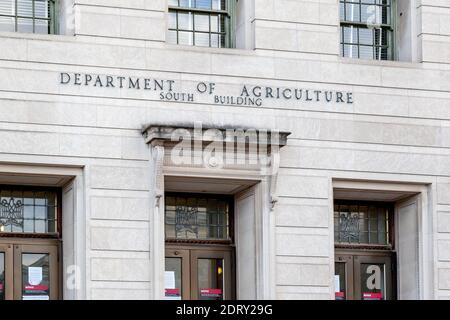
23, 295, 49, 300
335, 275, 340, 293
28, 267, 43, 286
165, 271, 176, 289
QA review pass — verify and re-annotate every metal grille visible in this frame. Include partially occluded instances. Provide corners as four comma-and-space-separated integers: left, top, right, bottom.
0, 189, 58, 234
165, 194, 230, 240
167, 0, 233, 48
340, 0, 394, 60
334, 202, 391, 245
0, 0, 57, 34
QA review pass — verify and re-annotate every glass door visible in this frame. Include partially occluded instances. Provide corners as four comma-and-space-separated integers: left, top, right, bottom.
334, 254, 353, 300
13, 243, 59, 300
165, 246, 234, 300
354, 255, 393, 301
191, 250, 232, 300
335, 252, 394, 300
165, 248, 190, 300
0, 244, 13, 300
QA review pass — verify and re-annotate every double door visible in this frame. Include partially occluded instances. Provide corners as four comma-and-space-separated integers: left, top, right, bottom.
335, 252, 395, 300
165, 245, 234, 300
0, 240, 59, 300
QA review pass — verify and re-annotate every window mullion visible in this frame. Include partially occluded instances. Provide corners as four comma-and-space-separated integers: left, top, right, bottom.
32, 0, 35, 33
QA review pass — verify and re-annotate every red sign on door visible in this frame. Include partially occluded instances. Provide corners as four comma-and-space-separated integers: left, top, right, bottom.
335, 292, 345, 300
200, 288, 222, 297
363, 293, 383, 300
24, 285, 49, 291
165, 288, 180, 297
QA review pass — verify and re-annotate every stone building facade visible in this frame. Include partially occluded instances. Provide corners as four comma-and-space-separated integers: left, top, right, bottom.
0, 0, 449, 300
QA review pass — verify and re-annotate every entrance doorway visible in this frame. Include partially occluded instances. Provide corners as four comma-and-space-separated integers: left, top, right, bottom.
166, 246, 233, 300
335, 251, 394, 300
164, 193, 235, 300
0, 240, 59, 300
0, 186, 61, 300
334, 200, 396, 300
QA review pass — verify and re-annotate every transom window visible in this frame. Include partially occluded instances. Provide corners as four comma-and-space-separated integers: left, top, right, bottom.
334, 201, 392, 246
0, 188, 59, 235
0, 0, 57, 34
167, 0, 235, 48
165, 194, 232, 241
340, 0, 394, 60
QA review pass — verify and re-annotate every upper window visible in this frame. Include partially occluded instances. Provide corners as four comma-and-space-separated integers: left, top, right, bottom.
167, 0, 235, 48
334, 201, 393, 246
0, 0, 57, 34
0, 187, 59, 235
165, 193, 232, 241
339, 0, 394, 60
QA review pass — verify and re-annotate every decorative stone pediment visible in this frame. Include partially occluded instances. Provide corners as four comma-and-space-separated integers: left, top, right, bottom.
143, 124, 291, 148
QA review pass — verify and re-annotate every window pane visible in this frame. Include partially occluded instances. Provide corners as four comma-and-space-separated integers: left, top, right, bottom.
211, 33, 219, 47
167, 30, 177, 44
165, 195, 230, 240
178, 12, 193, 30
360, 263, 386, 300
345, 3, 360, 22
196, 0, 211, 9
210, 15, 218, 32
359, 28, 373, 45
343, 44, 358, 58
168, 11, 177, 29
17, 0, 34, 17
198, 259, 224, 300
22, 253, 50, 300
195, 14, 209, 32
334, 202, 391, 245
0, 16, 15, 32
359, 45, 374, 59
168, 0, 179, 6
0, 0, 14, 15
35, 0, 49, 19
335, 262, 346, 300
212, 0, 221, 10
165, 258, 182, 300
193, 35, 213, 48
179, 0, 194, 8
17, 18, 33, 33
343, 26, 357, 44
0, 189, 58, 234
178, 31, 193, 45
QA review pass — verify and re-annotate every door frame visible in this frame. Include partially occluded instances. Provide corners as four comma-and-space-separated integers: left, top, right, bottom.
0, 238, 60, 300
335, 253, 354, 301
335, 250, 396, 300
353, 254, 393, 300
165, 244, 235, 300
0, 243, 13, 300
191, 248, 233, 300
165, 247, 190, 300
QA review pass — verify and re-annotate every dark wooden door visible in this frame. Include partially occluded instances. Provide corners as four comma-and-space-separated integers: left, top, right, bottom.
165, 245, 234, 300
335, 251, 395, 300
0, 239, 59, 300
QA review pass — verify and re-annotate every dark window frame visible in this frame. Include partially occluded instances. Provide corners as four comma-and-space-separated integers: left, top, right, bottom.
164, 192, 234, 245
0, 0, 58, 35
167, 0, 236, 48
339, 0, 395, 60
0, 185, 62, 239
334, 200, 395, 250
